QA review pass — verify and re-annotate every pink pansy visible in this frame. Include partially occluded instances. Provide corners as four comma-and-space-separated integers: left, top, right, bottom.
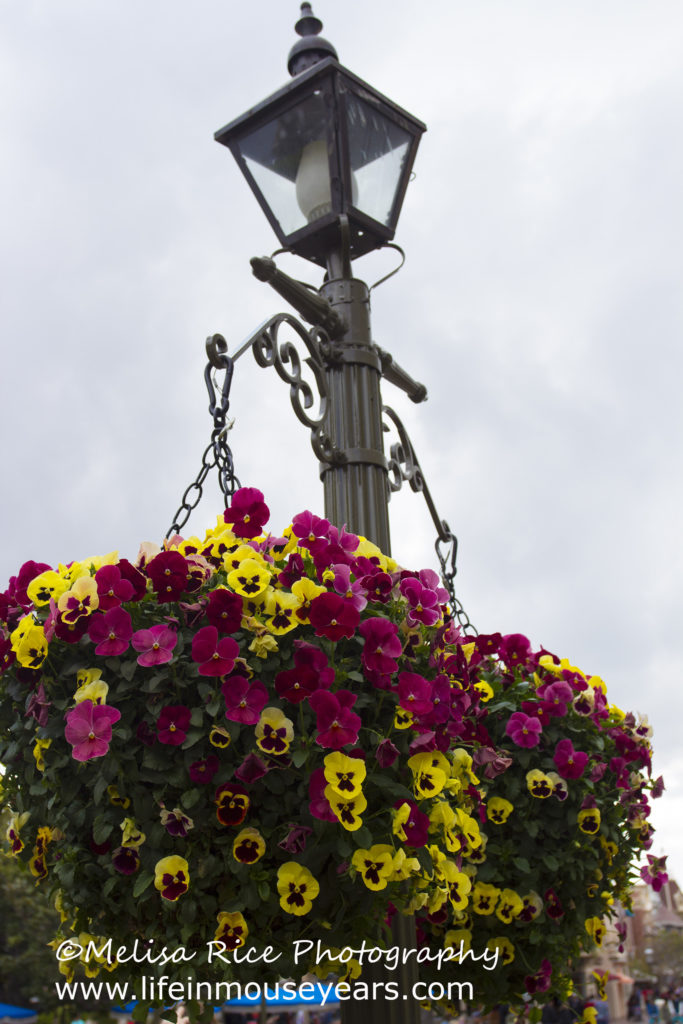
641, 854, 668, 892
88, 606, 133, 656
312, 524, 359, 571
418, 567, 449, 605
393, 799, 430, 847
309, 689, 361, 749
399, 577, 441, 627
94, 565, 134, 611
157, 705, 191, 745
291, 510, 331, 555
308, 593, 360, 642
222, 675, 269, 724
145, 550, 189, 602
206, 588, 243, 634
553, 738, 588, 779
65, 699, 121, 761
235, 753, 269, 784
537, 679, 573, 717
191, 625, 239, 676
189, 756, 220, 784
499, 633, 532, 667
223, 487, 270, 539
505, 711, 542, 748
359, 617, 402, 675
275, 640, 334, 703
398, 672, 433, 717
131, 624, 178, 666
330, 563, 367, 612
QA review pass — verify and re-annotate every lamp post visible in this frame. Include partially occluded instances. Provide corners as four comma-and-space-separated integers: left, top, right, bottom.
214, 2, 426, 558
210, 7, 456, 1024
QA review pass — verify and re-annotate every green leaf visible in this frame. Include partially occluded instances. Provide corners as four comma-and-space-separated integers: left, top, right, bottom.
543, 853, 560, 871
120, 659, 137, 682
291, 748, 308, 768
513, 856, 530, 873
181, 788, 201, 809
93, 773, 109, 806
133, 871, 154, 898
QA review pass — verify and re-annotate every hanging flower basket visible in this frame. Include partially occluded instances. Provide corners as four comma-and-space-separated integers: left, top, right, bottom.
0, 488, 663, 1010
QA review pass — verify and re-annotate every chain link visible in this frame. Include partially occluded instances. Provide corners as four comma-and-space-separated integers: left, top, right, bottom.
435, 531, 478, 636
166, 340, 240, 539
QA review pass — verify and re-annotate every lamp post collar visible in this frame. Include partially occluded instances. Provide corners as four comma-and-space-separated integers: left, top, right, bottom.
288, 3, 338, 76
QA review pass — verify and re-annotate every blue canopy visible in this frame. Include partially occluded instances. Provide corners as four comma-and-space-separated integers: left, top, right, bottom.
0, 1007, 38, 1022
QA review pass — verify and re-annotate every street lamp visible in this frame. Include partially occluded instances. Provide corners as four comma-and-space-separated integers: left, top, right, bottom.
213, 3, 430, 560
202, 10, 470, 1023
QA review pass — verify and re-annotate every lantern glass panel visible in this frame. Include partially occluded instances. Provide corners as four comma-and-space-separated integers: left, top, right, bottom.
237, 89, 334, 237
345, 93, 412, 227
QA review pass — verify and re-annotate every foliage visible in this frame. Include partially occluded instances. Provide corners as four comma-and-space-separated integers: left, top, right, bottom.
0, 488, 664, 1011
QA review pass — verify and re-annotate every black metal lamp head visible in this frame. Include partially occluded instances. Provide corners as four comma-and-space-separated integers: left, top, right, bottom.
215, 4, 426, 267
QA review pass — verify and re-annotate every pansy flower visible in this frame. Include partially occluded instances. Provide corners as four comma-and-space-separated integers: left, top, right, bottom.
88, 607, 133, 656
277, 861, 319, 916
255, 707, 294, 754
351, 845, 395, 891
65, 700, 121, 761
308, 767, 337, 821
160, 807, 194, 837
487, 797, 514, 824
215, 911, 248, 951
323, 751, 366, 798
399, 577, 441, 626
496, 888, 523, 924
27, 570, 69, 608
487, 937, 515, 965
157, 705, 191, 745
518, 890, 543, 922
578, 808, 601, 835
398, 672, 433, 717
472, 881, 500, 915
227, 558, 271, 598
544, 887, 564, 920
131, 624, 177, 666
324, 787, 367, 831
94, 565, 134, 610
526, 769, 553, 798
407, 751, 450, 798
554, 738, 589, 779
235, 753, 268, 784
222, 674, 269, 724
232, 827, 266, 864
290, 577, 326, 623
505, 711, 542, 748
309, 689, 360, 749
438, 860, 472, 911
206, 587, 243, 633
546, 771, 568, 801
112, 847, 140, 875
146, 550, 189, 602
189, 755, 220, 784
120, 817, 145, 848
209, 725, 232, 748
585, 916, 606, 946
154, 855, 190, 901
223, 487, 270, 539
262, 589, 300, 635
191, 626, 239, 676
215, 782, 250, 826
308, 592, 360, 642
57, 576, 99, 625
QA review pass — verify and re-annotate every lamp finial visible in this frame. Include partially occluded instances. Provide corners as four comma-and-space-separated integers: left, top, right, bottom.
288, 3, 338, 76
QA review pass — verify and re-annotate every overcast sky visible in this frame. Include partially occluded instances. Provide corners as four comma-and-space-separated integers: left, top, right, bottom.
1, 1, 682, 885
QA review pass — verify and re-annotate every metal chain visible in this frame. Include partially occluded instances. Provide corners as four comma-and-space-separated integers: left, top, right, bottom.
166, 337, 240, 539
435, 531, 478, 636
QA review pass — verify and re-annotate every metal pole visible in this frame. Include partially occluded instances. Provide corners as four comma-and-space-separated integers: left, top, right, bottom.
320, 248, 421, 1024
319, 251, 392, 555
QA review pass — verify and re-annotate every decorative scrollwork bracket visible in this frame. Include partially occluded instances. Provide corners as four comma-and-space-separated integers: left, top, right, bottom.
229, 313, 341, 466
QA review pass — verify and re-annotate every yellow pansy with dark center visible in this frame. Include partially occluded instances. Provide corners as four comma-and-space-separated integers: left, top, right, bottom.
277, 862, 319, 916
232, 827, 266, 864
351, 845, 395, 891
